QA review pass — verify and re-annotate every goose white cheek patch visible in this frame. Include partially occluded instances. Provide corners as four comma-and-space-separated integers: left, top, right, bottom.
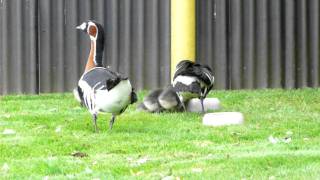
77, 22, 87, 30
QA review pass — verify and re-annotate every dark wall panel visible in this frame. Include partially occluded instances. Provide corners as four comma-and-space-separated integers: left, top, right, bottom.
255, 0, 268, 88
230, 0, 242, 89
197, 0, 320, 89
197, 0, 229, 89
308, 0, 319, 87
0, 0, 37, 94
1, 0, 320, 94
242, 0, 255, 89
269, 0, 282, 88
283, 0, 296, 89
37, 0, 170, 93
296, 0, 308, 88
158, 0, 171, 88
0, 0, 3, 95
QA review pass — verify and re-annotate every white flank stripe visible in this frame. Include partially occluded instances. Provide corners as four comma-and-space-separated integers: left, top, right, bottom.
79, 79, 97, 114
204, 71, 214, 85
173, 76, 198, 86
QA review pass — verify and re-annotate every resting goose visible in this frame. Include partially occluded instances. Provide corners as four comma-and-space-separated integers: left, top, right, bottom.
138, 85, 183, 113
172, 60, 214, 113
75, 20, 137, 131
138, 89, 164, 113
158, 85, 183, 112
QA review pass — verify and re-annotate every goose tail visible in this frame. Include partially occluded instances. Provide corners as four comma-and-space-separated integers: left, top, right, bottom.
131, 90, 138, 104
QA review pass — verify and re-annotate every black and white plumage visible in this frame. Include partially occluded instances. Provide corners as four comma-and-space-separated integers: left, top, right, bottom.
77, 67, 137, 131
172, 60, 214, 113
75, 20, 137, 131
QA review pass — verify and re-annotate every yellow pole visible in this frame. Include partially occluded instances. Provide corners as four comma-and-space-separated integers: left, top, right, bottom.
171, 0, 196, 79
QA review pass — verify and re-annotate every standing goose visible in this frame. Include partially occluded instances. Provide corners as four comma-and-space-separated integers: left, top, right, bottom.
75, 20, 137, 131
172, 60, 214, 113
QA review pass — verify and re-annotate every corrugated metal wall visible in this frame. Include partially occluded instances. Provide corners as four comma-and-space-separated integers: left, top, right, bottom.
197, 0, 319, 89
38, 0, 170, 93
0, 0, 170, 94
1, 0, 319, 94
0, 0, 38, 94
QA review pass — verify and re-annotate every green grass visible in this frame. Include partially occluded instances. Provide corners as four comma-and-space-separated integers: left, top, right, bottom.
0, 88, 320, 179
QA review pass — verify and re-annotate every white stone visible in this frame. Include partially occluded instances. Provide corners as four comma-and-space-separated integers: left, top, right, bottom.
187, 98, 220, 112
191, 168, 203, 173
55, 126, 62, 133
268, 135, 279, 144
84, 167, 93, 174
1, 163, 9, 173
202, 112, 244, 126
136, 157, 148, 164
2, 129, 16, 135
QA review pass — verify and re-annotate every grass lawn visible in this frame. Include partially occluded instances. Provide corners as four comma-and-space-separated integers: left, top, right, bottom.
0, 88, 320, 179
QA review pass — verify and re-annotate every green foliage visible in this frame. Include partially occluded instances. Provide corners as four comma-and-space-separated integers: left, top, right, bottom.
0, 89, 320, 179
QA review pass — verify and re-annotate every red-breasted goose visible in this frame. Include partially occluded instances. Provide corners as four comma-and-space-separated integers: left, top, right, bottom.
172, 60, 214, 113
75, 20, 137, 131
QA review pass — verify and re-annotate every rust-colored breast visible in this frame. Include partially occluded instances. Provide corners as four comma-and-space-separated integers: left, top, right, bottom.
84, 41, 96, 72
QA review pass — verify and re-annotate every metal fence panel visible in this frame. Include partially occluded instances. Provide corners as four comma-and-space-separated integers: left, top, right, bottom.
197, 0, 229, 89
0, 0, 3, 95
308, 0, 319, 87
38, 0, 170, 93
197, 0, 320, 89
269, 0, 282, 88
1, 0, 320, 94
242, 0, 255, 89
0, 0, 38, 94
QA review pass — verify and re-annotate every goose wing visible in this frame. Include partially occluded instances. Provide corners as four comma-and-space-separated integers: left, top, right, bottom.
77, 67, 128, 113
193, 64, 214, 86
173, 61, 214, 84
79, 67, 127, 91
173, 60, 194, 80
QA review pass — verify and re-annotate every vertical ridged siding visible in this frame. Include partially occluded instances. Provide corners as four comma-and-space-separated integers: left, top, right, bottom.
37, 0, 170, 93
0, 0, 170, 94
1, 0, 319, 94
0, 0, 38, 94
197, 0, 320, 89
